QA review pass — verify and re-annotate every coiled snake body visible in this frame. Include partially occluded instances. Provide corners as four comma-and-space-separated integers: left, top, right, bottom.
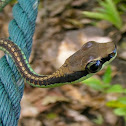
0, 39, 117, 88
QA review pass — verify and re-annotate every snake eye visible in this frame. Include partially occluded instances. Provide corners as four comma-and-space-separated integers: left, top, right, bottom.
86, 60, 102, 73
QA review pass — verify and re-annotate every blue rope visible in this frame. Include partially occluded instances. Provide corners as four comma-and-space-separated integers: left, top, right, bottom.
0, 0, 39, 125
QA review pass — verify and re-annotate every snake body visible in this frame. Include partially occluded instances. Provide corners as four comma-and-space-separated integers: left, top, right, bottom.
0, 39, 117, 88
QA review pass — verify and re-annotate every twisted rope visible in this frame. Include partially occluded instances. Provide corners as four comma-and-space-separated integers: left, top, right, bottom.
0, 0, 39, 125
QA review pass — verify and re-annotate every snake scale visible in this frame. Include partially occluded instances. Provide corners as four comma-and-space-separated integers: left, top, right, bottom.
0, 38, 117, 88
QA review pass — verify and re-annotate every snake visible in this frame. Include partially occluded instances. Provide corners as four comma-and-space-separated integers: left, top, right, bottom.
0, 38, 117, 88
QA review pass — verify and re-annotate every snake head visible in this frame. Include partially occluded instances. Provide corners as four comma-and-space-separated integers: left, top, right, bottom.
51, 41, 116, 85
64, 41, 117, 74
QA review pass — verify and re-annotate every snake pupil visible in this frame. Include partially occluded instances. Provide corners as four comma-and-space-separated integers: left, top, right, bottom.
86, 60, 102, 73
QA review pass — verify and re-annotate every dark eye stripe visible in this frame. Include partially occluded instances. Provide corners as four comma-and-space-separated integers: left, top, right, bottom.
101, 48, 116, 63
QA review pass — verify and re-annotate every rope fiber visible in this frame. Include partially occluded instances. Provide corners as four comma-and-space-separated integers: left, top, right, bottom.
0, 0, 39, 125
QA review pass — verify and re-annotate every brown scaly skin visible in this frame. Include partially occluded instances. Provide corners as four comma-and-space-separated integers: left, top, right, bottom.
0, 39, 116, 88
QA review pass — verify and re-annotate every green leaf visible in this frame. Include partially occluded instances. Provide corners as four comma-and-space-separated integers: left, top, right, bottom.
114, 108, 126, 116
118, 97, 126, 104
106, 0, 122, 28
123, 89, 126, 93
119, 4, 126, 12
82, 0, 123, 30
106, 84, 124, 93
93, 114, 103, 125
83, 77, 104, 91
46, 113, 57, 119
113, 0, 122, 4
82, 11, 113, 21
113, 0, 121, 4
102, 66, 112, 84
106, 100, 126, 108
99, 0, 112, 13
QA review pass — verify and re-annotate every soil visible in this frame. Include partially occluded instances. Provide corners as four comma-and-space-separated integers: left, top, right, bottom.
0, 0, 126, 126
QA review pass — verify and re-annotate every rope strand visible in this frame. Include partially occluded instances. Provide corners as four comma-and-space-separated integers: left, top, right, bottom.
0, 0, 39, 125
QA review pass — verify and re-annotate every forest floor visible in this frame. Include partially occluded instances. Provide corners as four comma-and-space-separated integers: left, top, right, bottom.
0, 0, 126, 126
